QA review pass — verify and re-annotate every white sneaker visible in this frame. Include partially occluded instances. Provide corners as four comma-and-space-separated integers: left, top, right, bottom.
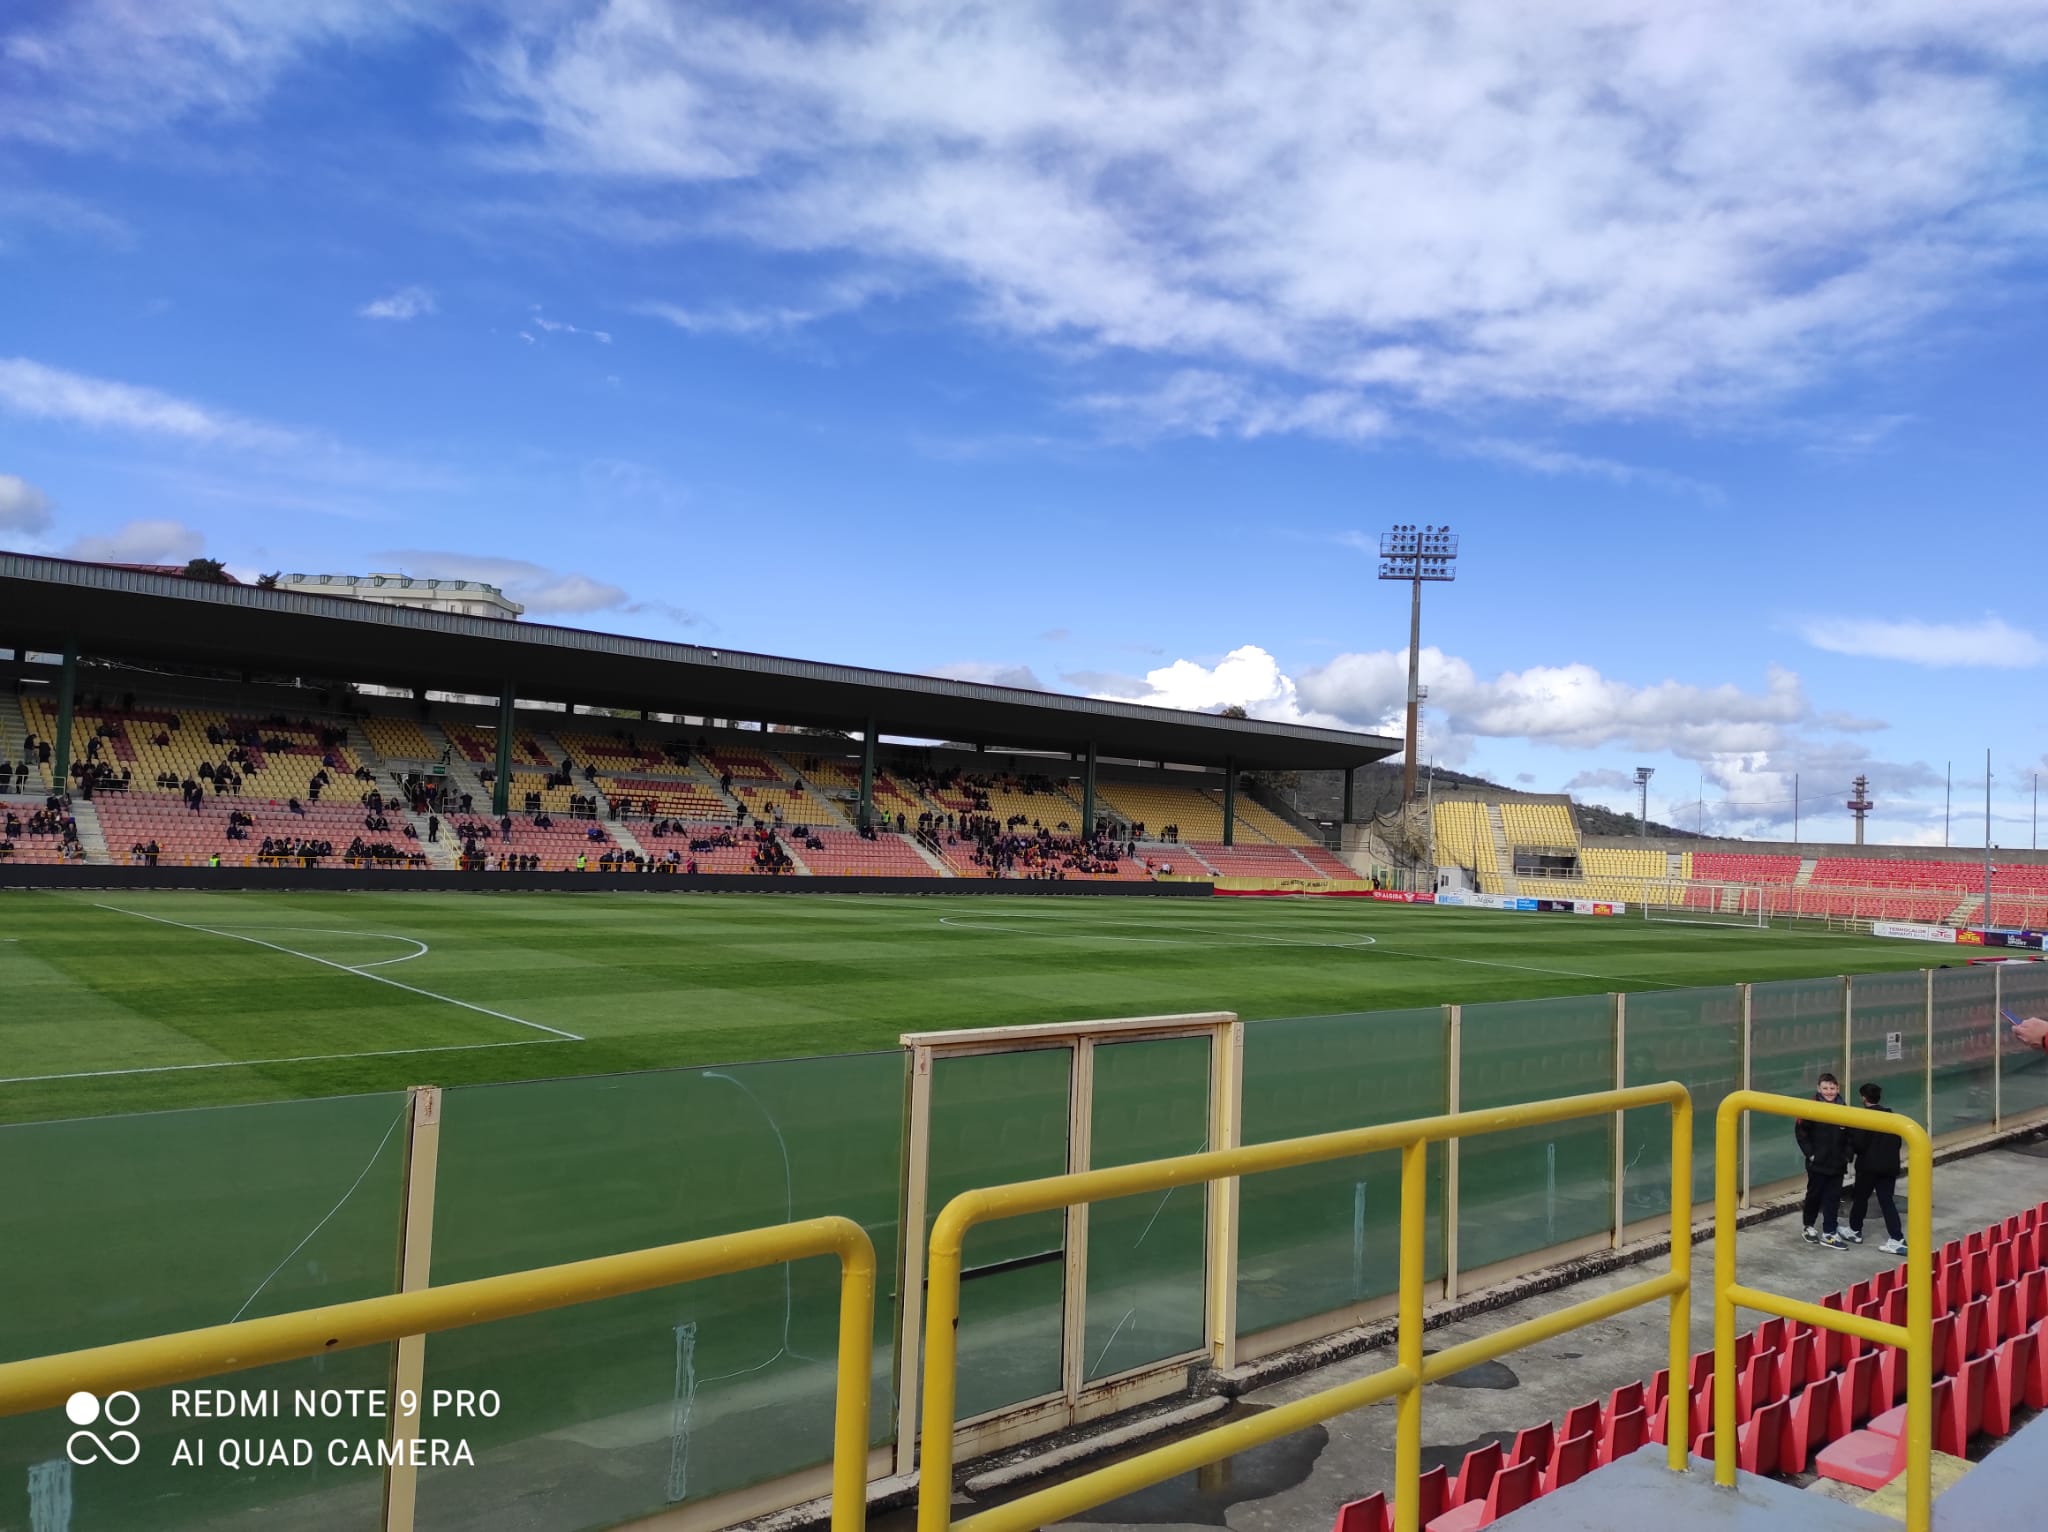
1843, 1226, 1864, 1244
1819, 1232, 1850, 1251
1803, 1225, 1820, 1243
1880, 1238, 1908, 1255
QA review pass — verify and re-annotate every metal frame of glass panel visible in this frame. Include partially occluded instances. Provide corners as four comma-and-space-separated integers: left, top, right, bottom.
893, 1013, 1238, 1476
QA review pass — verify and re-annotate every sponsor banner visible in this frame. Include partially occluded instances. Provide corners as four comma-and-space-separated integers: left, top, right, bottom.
1434, 890, 1624, 917
1956, 929, 1986, 946
1370, 889, 1436, 904
1974, 928, 2048, 952
1871, 921, 1958, 943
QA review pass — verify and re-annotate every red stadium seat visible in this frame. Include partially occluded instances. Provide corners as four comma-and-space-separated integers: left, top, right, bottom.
1545, 1431, 1597, 1493
1426, 1459, 1540, 1532
1784, 1374, 1838, 1473
1334, 1493, 1389, 1532
1450, 1441, 1502, 1507
1600, 1406, 1646, 1466
1508, 1423, 1553, 1478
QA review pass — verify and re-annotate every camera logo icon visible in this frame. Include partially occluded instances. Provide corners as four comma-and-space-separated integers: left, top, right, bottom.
65, 1391, 142, 1466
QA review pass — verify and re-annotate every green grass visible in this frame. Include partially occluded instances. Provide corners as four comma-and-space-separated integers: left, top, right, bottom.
0, 887, 1942, 1123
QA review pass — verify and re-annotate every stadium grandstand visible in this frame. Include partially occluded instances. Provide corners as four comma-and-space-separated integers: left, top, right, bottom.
0, 553, 1401, 885
1418, 791, 2048, 931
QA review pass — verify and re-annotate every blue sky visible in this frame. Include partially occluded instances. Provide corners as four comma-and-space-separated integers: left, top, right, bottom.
3, 2, 2046, 846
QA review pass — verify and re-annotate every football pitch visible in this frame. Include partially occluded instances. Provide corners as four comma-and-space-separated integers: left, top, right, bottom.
0, 887, 1944, 1124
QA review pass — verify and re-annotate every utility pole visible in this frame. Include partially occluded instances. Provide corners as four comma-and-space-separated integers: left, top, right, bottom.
1377, 525, 1459, 804
1635, 766, 1655, 841
1945, 762, 1951, 847
1984, 749, 1993, 931
1793, 772, 1800, 844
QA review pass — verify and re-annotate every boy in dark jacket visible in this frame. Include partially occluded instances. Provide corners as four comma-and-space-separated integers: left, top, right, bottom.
1845, 1081, 1907, 1254
1794, 1072, 1850, 1250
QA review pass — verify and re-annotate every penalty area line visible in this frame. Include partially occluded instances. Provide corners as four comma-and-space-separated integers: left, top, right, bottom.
0, 1037, 573, 1086
91, 903, 582, 1041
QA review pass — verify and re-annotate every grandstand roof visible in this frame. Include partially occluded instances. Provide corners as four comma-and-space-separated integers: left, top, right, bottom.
0, 551, 1400, 771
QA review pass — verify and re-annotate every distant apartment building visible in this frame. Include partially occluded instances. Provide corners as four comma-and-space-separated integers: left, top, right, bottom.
277, 572, 525, 620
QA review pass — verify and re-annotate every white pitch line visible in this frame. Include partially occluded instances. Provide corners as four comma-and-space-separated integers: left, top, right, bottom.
174, 925, 431, 968
92, 903, 582, 1040
0, 1037, 572, 1085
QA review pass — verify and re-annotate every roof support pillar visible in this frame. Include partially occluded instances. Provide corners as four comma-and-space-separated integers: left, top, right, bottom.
54, 635, 76, 791
1343, 766, 1355, 824
859, 720, 876, 831
1222, 757, 1237, 847
492, 684, 514, 817
1083, 742, 1097, 837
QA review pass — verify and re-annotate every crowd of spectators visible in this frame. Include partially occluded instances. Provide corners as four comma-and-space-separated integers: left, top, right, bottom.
2, 801, 83, 861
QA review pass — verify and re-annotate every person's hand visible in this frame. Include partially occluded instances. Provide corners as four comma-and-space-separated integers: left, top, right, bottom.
2016, 1016, 2048, 1050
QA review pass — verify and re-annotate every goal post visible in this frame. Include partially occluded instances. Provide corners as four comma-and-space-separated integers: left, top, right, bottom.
1641, 878, 1768, 928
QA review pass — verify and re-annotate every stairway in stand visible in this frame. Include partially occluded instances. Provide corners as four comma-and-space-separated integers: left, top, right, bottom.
1486, 803, 1519, 895
68, 797, 111, 862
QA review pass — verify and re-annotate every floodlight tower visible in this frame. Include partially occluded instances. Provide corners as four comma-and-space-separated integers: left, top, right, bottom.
1634, 766, 1656, 841
1378, 524, 1460, 803
1846, 774, 1873, 846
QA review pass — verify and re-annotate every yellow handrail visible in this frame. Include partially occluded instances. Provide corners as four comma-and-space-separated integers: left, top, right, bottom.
0, 1216, 877, 1532
1714, 1092, 1933, 1531
917, 1083, 1694, 1532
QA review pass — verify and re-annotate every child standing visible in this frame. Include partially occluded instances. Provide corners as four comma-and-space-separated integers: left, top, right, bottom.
1844, 1081, 1907, 1255
1795, 1072, 1850, 1250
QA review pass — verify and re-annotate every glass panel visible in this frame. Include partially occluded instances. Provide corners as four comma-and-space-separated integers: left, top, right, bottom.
1236, 1009, 1447, 1336
1458, 995, 1615, 1272
1084, 1036, 1210, 1382
1622, 986, 1741, 1224
416, 1053, 903, 1530
0, 1094, 408, 1532
1748, 977, 1846, 1188
928, 1048, 1070, 1421
1849, 970, 1927, 1124
2001, 963, 2048, 1120
1930, 967, 1996, 1138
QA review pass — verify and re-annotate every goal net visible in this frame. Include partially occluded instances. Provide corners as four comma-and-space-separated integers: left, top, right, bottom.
1641, 878, 1768, 928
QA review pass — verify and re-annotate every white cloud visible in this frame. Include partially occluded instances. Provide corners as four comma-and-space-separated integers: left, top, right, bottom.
359, 285, 436, 321
0, 473, 52, 534
1082, 371, 1389, 443
471, 1, 2048, 432
0, 1, 416, 148
1799, 615, 2045, 668
928, 662, 1048, 691
1297, 647, 1810, 757
0, 357, 300, 450
68, 519, 205, 564
1089, 645, 1350, 727
529, 310, 611, 344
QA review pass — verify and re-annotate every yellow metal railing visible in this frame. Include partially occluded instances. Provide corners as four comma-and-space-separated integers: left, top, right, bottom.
1715, 1092, 1933, 1531
917, 1083, 1694, 1532
0, 1216, 878, 1532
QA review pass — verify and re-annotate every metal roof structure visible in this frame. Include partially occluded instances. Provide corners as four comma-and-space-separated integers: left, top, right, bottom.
0, 552, 1401, 772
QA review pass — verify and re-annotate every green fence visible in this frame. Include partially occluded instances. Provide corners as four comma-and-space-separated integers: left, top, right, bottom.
5, 960, 2046, 1531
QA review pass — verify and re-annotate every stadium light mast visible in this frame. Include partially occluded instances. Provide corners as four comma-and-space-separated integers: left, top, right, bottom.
1634, 766, 1655, 841
1377, 524, 1459, 803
